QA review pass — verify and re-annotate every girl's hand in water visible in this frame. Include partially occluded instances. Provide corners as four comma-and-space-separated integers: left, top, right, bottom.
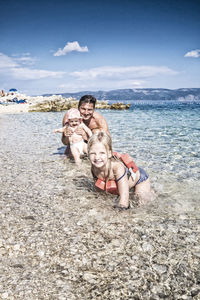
113, 203, 130, 210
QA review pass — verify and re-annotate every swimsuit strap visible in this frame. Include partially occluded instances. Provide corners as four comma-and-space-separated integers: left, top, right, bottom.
91, 169, 98, 180
116, 168, 127, 182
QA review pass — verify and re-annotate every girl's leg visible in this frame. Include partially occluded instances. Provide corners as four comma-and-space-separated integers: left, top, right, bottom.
70, 146, 82, 165
83, 142, 88, 154
134, 178, 154, 204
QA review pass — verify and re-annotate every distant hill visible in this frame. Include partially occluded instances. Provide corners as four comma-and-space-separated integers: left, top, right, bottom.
43, 88, 200, 101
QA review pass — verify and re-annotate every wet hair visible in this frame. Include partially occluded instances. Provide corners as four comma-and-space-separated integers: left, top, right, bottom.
78, 95, 96, 109
88, 131, 112, 154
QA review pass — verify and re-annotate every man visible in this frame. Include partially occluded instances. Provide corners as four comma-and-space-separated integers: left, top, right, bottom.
62, 95, 109, 153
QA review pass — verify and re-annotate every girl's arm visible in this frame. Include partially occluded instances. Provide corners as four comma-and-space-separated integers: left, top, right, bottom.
113, 162, 130, 208
53, 125, 66, 133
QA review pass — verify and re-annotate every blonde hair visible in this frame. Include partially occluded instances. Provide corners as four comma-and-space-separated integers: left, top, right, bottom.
88, 131, 112, 154
88, 131, 113, 186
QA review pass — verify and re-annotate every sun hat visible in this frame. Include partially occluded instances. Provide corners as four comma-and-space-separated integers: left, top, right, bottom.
67, 108, 82, 120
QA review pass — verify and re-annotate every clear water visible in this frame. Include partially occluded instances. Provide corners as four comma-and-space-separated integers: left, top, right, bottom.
1, 100, 199, 299
107, 101, 200, 214
0, 100, 200, 217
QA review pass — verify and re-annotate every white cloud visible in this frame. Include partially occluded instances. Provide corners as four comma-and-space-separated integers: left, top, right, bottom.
56, 65, 178, 92
0, 53, 37, 67
59, 78, 145, 93
184, 49, 200, 58
15, 56, 38, 65
0, 53, 18, 68
0, 51, 179, 94
71, 65, 177, 80
12, 52, 31, 57
0, 52, 65, 80
54, 41, 89, 56
10, 67, 65, 80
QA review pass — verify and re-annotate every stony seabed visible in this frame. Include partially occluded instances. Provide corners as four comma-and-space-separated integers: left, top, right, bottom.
0, 112, 199, 300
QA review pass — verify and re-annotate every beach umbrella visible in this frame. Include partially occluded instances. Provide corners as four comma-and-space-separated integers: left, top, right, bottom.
9, 88, 17, 92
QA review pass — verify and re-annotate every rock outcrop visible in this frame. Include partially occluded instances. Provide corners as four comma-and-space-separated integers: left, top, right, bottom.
28, 96, 130, 112
28, 96, 78, 112
1, 92, 130, 111
110, 102, 130, 110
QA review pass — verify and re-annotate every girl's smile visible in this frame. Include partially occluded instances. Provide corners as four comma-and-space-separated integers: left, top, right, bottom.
89, 142, 111, 169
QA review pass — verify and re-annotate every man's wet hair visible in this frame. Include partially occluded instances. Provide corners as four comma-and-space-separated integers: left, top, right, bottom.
78, 95, 96, 109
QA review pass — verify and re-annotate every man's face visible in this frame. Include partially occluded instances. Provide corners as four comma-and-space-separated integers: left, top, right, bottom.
79, 103, 94, 121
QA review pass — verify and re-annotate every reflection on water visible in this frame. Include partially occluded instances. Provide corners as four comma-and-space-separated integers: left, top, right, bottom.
0, 101, 200, 217
1, 102, 200, 298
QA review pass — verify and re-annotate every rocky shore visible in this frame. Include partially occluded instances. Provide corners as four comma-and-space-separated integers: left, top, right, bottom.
1, 157, 200, 300
0, 111, 200, 299
0, 94, 130, 114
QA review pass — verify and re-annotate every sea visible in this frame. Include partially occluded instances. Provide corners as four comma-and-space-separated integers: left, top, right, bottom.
0, 101, 200, 217
0, 99, 199, 217
1, 99, 200, 298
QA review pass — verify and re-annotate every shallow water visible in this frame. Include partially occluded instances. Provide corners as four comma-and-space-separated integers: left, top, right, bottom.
106, 101, 200, 215
1, 101, 200, 216
0, 101, 200, 299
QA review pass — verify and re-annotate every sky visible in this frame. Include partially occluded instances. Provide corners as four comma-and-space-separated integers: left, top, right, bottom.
0, 0, 200, 95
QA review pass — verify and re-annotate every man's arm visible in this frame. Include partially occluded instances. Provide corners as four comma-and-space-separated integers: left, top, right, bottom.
62, 112, 69, 126
61, 112, 70, 145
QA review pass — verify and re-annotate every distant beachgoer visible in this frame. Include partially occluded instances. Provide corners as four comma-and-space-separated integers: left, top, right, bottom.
0, 90, 5, 97
61, 95, 109, 155
54, 108, 92, 164
88, 131, 154, 209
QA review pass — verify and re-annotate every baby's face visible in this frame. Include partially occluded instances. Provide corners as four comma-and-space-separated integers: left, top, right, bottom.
68, 118, 81, 127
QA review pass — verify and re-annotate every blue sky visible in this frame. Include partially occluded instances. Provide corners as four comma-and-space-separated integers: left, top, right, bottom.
0, 0, 200, 95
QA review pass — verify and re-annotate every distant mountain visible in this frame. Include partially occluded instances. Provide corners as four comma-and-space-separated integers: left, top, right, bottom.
43, 88, 200, 101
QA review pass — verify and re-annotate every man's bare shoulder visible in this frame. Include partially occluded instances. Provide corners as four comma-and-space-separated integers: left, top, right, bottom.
93, 111, 105, 120
62, 111, 69, 125
92, 111, 109, 132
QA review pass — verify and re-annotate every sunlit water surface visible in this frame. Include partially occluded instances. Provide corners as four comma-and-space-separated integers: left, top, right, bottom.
0, 100, 200, 218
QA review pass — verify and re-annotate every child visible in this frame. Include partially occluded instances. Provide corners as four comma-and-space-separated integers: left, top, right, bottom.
54, 108, 92, 164
88, 131, 153, 209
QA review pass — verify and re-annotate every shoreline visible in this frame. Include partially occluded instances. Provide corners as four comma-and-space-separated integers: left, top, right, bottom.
1, 106, 199, 299
0, 102, 130, 114
0, 103, 29, 114
0, 94, 130, 114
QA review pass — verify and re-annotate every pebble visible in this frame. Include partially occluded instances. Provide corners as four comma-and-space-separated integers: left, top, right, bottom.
152, 264, 168, 274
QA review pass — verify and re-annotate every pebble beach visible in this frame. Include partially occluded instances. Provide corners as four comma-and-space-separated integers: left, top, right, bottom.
0, 104, 29, 114
0, 103, 200, 299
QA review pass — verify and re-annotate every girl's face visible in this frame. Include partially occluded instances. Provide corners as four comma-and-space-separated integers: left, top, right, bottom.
89, 142, 111, 169
68, 118, 81, 128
